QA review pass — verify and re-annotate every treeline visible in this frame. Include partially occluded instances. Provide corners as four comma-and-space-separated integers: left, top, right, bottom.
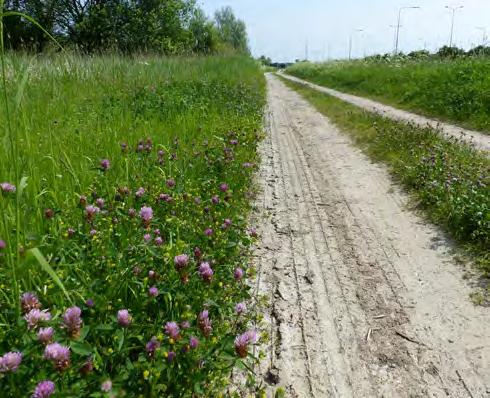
1, 0, 249, 54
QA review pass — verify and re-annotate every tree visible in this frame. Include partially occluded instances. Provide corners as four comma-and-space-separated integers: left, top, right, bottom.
214, 6, 249, 54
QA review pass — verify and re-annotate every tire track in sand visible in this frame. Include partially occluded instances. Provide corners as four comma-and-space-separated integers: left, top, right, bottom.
253, 74, 490, 397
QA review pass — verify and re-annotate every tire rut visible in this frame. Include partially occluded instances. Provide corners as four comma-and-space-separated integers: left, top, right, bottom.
253, 74, 490, 397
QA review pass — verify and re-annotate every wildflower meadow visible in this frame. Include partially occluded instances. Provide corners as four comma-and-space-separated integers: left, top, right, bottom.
0, 55, 265, 396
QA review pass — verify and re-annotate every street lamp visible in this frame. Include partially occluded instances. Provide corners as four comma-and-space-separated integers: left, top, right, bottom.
349, 28, 364, 60
394, 6, 420, 54
445, 5, 464, 48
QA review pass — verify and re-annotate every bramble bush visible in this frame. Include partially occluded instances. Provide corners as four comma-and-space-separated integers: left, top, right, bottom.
0, 56, 266, 397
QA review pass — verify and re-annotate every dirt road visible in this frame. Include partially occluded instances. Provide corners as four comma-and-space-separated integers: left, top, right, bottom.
253, 74, 490, 397
279, 73, 490, 152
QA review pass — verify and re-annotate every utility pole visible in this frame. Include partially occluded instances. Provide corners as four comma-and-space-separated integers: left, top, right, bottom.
349, 29, 363, 60
394, 6, 420, 55
476, 27, 487, 46
445, 5, 463, 48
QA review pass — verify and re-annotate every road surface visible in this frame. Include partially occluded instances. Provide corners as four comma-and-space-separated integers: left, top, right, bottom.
279, 72, 490, 152
253, 74, 490, 397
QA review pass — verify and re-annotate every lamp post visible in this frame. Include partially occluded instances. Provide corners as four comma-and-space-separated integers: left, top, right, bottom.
446, 5, 464, 47
349, 29, 363, 60
394, 6, 420, 55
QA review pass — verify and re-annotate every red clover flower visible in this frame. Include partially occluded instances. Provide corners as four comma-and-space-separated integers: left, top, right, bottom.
32, 380, 55, 398
0, 351, 22, 373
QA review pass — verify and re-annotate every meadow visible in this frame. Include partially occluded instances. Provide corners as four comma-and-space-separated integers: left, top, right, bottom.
0, 55, 265, 396
280, 77, 489, 273
286, 57, 490, 133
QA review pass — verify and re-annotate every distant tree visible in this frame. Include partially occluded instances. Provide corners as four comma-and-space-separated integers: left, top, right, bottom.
407, 50, 430, 59
258, 55, 271, 66
214, 6, 249, 54
467, 45, 490, 57
437, 45, 465, 59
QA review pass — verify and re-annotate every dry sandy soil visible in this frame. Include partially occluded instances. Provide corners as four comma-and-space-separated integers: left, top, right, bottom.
279, 73, 490, 152
252, 74, 490, 397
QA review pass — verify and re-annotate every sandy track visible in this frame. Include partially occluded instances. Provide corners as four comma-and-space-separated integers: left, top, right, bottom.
253, 74, 490, 397
279, 73, 490, 152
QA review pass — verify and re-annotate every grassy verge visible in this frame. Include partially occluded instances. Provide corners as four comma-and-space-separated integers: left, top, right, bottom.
0, 55, 265, 396
286, 59, 490, 133
279, 75, 489, 274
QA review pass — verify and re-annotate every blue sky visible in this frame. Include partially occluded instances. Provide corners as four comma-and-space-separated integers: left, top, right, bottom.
199, 0, 490, 62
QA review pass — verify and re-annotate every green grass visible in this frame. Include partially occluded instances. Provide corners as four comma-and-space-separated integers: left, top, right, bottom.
286, 58, 490, 133
279, 75, 489, 273
0, 54, 266, 396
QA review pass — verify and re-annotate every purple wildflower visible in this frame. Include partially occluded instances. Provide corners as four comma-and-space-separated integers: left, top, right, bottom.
166, 178, 175, 188
194, 197, 201, 204
211, 195, 220, 204
143, 233, 151, 242
181, 321, 191, 329
80, 358, 94, 376
44, 343, 70, 370
198, 310, 209, 323
0, 182, 16, 193
37, 327, 54, 344
230, 139, 239, 145
139, 206, 153, 223
193, 247, 202, 259
101, 380, 112, 392
148, 287, 159, 297
198, 262, 214, 283
154, 228, 161, 235
25, 309, 51, 329
204, 228, 213, 236
234, 330, 258, 358
164, 322, 180, 339
146, 336, 160, 358
128, 208, 136, 218
155, 236, 163, 246
0, 239, 5, 250
85, 205, 100, 221
219, 183, 229, 192
79, 195, 87, 206
117, 309, 132, 327
200, 317, 212, 337
242, 162, 253, 168
100, 159, 110, 171
89, 229, 97, 236
21, 292, 41, 313
167, 351, 176, 362
0, 352, 22, 373
148, 270, 157, 279
189, 336, 199, 349
234, 267, 244, 280
223, 218, 232, 229
158, 150, 165, 157
32, 380, 55, 398
248, 227, 258, 237
44, 209, 55, 219
95, 198, 105, 208
85, 299, 95, 308
174, 254, 189, 270
235, 302, 246, 315
135, 187, 145, 198
62, 306, 82, 337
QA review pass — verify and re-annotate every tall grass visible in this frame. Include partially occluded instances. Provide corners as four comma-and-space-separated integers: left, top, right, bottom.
286, 58, 490, 133
0, 54, 266, 396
